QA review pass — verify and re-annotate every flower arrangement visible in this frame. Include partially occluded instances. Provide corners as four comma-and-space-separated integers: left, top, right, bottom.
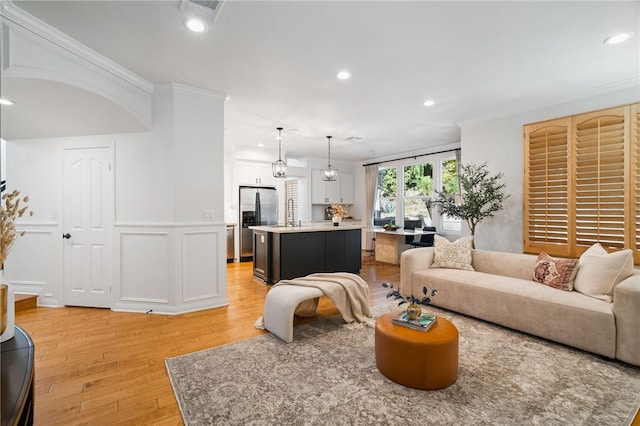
382, 282, 437, 307
0, 189, 33, 268
330, 203, 346, 219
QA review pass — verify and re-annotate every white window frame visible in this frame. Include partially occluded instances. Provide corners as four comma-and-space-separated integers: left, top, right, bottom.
374, 153, 461, 236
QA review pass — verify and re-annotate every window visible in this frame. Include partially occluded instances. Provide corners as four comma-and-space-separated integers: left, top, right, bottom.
574, 110, 626, 250
440, 159, 461, 233
524, 118, 571, 251
524, 103, 639, 264
403, 163, 433, 227
633, 104, 640, 263
375, 167, 396, 226
373, 153, 460, 233
285, 179, 299, 225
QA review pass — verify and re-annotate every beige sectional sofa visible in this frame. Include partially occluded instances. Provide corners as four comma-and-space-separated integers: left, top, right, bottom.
400, 247, 640, 366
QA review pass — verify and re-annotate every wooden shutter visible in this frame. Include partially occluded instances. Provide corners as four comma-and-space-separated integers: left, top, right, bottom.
523, 118, 572, 257
285, 179, 299, 224
632, 104, 640, 264
572, 106, 629, 254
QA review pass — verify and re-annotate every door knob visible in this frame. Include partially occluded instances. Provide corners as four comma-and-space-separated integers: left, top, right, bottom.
62, 233, 71, 239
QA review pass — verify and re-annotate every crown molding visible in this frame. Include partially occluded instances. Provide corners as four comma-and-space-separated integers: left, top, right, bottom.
0, 0, 153, 94
458, 76, 640, 127
154, 82, 227, 101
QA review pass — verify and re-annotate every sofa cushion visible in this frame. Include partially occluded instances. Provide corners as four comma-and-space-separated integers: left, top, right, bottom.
532, 252, 578, 291
471, 250, 538, 281
412, 268, 616, 358
574, 243, 634, 302
431, 235, 474, 271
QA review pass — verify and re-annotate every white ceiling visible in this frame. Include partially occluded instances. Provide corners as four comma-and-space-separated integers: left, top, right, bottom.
4, 0, 639, 162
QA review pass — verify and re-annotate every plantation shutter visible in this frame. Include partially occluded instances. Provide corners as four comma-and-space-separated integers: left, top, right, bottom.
524, 103, 638, 264
573, 107, 628, 253
285, 179, 299, 224
632, 104, 640, 264
523, 119, 572, 256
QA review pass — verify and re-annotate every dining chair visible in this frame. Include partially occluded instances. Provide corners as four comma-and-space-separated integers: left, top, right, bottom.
408, 226, 437, 248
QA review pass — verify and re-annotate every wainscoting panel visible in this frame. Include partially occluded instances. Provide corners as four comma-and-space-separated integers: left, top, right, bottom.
119, 231, 171, 304
114, 224, 228, 314
4, 226, 60, 306
181, 231, 221, 302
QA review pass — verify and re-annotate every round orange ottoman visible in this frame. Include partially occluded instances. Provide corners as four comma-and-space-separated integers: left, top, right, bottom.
375, 311, 458, 390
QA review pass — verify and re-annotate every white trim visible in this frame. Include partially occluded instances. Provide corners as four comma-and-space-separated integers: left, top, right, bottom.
155, 82, 227, 100
458, 77, 640, 127
0, 0, 153, 93
112, 298, 229, 315
114, 222, 227, 228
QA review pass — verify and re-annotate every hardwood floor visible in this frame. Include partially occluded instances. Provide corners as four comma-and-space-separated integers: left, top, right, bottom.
14, 252, 397, 425
13, 254, 640, 426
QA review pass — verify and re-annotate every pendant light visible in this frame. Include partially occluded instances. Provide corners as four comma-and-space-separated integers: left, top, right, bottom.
272, 127, 287, 178
321, 136, 338, 181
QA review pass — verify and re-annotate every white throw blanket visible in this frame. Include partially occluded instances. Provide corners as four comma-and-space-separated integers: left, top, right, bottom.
255, 272, 374, 329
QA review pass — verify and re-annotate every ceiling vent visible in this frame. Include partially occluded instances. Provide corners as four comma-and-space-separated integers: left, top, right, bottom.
180, 0, 223, 20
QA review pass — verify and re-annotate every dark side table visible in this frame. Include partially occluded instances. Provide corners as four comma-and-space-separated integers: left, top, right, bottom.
1, 325, 35, 426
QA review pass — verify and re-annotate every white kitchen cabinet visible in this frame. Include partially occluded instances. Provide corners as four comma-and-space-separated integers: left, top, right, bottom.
339, 171, 354, 205
238, 161, 277, 186
311, 169, 331, 204
311, 169, 353, 204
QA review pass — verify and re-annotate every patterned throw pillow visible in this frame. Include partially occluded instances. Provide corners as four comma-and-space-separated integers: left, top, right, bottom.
431, 235, 474, 271
532, 252, 578, 291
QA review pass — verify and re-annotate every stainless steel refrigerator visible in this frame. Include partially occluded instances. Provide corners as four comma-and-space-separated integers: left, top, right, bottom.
239, 186, 277, 262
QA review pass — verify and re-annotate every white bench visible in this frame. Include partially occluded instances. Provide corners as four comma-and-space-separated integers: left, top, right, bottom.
263, 285, 324, 343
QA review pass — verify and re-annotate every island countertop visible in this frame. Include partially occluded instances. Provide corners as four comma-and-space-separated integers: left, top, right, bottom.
249, 223, 363, 234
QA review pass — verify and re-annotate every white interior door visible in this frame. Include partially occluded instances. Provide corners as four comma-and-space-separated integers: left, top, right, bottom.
63, 147, 113, 308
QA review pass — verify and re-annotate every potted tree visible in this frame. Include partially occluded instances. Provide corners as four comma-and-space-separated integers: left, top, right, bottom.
434, 162, 509, 248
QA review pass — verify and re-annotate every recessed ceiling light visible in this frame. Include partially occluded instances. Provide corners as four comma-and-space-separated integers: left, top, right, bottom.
603, 32, 633, 45
185, 18, 208, 33
336, 71, 351, 80
258, 143, 264, 148
423, 99, 436, 107
0, 98, 15, 106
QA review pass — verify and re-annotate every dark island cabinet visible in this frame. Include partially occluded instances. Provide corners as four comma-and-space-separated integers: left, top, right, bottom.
253, 229, 271, 282
253, 228, 362, 284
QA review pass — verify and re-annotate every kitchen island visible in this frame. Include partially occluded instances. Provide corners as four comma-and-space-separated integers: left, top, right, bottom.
249, 224, 362, 284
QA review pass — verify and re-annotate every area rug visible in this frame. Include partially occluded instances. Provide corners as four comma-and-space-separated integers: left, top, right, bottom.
166, 304, 640, 425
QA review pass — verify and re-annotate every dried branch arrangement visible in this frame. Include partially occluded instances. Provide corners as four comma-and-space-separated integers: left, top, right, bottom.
0, 189, 33, 268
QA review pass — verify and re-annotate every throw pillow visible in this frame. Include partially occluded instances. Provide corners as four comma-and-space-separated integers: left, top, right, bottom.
431, 235, 474, 271
573, 243, 634, 302
532, 252, 579, 291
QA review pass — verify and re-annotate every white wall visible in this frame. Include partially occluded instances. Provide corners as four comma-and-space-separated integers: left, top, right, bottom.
6, 85, 228, 314
1, 4, 229, 313
460, 87, 640, 253
172, 84, 225, 223
6, 138, 62, 305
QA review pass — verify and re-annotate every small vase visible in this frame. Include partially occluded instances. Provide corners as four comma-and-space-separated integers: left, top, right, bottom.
0, 269, 15, 342
405, 303, 422, 321
332, 216, 341, 226
0, 284, 7, 335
